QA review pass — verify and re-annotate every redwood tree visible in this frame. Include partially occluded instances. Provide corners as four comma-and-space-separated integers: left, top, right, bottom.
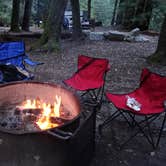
111, 0, 119, 25
10, 0, 20, 32
87, 0, 91, 20
147, 15, 166, 65
70, 0, 82, 40
40, 0, 68, 51
116, 0, 153, 30
22, 0, 33, 31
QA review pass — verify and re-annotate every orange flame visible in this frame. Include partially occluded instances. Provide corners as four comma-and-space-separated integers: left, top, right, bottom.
18, 96, 61, 130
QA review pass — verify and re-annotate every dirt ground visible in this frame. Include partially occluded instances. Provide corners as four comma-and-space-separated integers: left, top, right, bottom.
24, 34, 166, 166
1, 31, 166, 165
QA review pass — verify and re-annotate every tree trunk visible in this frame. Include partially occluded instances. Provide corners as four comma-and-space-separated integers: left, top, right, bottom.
87, 0, 91, 20
133, 0, 153, 30
117, 0, 152, 30
147, 15, 166, 65
70, 0, 82, 40
40, 0, 67, 52
122, 0, 137, 29
156, 15, 166, 52
10, 0, 20, 32
116, 0, 125, 25
111, 0, 120, 25
22, 0, 33, 31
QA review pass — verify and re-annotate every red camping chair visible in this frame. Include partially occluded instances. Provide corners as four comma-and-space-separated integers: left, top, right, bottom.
99, 68, 166, 149
64, 55, 110, 107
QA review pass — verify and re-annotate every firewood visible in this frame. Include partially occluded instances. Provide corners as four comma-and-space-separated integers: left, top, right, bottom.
49, 117, 70, 124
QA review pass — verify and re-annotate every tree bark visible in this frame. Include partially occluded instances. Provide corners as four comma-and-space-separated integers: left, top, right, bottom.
70, 0, 82, 40
116, 0, 125, 25
22, 0, 33, 31
40, 0, 67, 51
133, 0, 153, 30
122, 0, 137, 28
147, 15, 166, 65
111, 0, 120, 25
117, 0, 152, 30
10, 0, 20, 32
87, 0, 91, 20
156, 15, 166, 53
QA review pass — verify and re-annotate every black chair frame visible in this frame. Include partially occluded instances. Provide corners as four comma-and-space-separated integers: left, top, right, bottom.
99, 105, 166, 149
80, 71, 107, 108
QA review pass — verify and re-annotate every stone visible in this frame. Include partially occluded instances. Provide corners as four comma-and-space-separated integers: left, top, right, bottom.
83, 30, 91, 38
134, 35, 150, 42
33, 155, 40, 161
150, 151, 156, 156
107, 144, 112, 147
89, 32, 104, 41
103, 28, 149, 42
104, 31, 126, 41
125, 149, 134, 153
129, 28, 140, 36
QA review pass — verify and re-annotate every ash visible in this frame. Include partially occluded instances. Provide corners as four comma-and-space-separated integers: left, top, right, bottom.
0, 107, 41, 134
0, 114, 23, 130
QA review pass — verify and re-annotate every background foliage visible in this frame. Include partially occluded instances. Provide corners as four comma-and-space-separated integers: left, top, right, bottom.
0, 0, 165, 31
149, 0, 166, 31
0, 0, 12, 26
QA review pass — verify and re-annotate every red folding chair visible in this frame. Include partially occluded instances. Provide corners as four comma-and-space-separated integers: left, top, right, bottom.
99, 68, 166, 149
64, 55, 110, 107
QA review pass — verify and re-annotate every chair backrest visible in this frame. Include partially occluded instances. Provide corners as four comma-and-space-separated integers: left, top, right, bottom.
77, 55, 109, 84
139, 68, 166, 103
78, 55, 109, 71
0, 41, 26, 68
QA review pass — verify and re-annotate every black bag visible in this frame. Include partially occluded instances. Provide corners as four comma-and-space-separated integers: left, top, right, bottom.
0, 64, 27, 83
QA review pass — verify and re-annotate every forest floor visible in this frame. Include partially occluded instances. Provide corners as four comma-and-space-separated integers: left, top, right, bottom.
30, 32, 166, 166
1, 27, 166, 166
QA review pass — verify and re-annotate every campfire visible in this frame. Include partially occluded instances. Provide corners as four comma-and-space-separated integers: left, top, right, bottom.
20, 96, 62, 130
16, 95, 72, 130
0, 82, 81, 134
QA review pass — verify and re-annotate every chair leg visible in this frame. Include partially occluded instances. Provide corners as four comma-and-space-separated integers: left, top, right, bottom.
100, 106, 166, 149
98, 111, 121, 135
145, 116, 155, 148
99, 109, 137, 136
120, 111, 136, 128
81, 90, 98, 106
120, 113, 166, 149
81, 86, 105, 107
155, 111, 166, 148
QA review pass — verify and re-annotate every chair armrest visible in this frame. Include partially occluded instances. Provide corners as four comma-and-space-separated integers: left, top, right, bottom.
24, 57, 44, 67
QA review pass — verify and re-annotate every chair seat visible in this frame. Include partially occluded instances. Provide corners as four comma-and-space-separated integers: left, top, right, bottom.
106, 92, 165, 115
106, 68, 166, 115
65, 74, 105, 91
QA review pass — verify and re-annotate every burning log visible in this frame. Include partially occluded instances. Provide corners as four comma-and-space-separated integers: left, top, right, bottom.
14, 108, 42, 121
49, 117, 70, 125
15, 108, 42, 116
22, 108, 42, 115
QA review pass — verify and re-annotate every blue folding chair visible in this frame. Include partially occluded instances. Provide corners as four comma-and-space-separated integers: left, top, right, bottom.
0, 41, 43, 81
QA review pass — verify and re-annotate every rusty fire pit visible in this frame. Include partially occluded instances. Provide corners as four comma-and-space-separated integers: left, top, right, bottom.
0, 81, 81, 134
0, 81, 96, 166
